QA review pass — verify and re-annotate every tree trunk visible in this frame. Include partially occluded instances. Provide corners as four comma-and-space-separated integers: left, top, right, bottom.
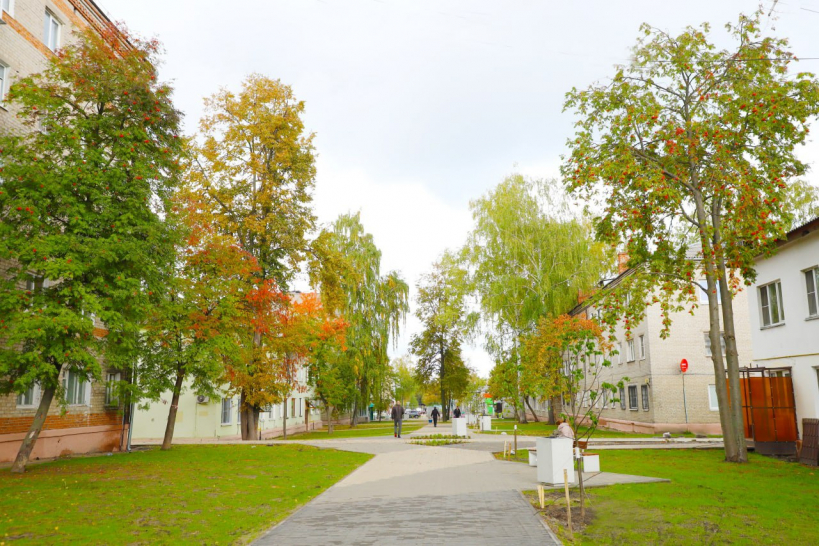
11, 384, 57, 473
717, 258, 749, 462
440, 345, 449, 421
240, 390, 249, 440
161, 366, 186, 451
525, 396, 540, 422
518, 394, 529, 423
282, 397, 288, 440
549, 395, 562, 425
326, 404, 333, 434
578, 454, 586, 518
692, 194, 738, 462
350, 396, 358, 427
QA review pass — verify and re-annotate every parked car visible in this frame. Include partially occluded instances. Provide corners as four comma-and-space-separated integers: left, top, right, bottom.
405, 408, 421, 418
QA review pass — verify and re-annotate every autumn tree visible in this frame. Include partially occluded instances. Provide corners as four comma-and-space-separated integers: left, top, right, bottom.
189, 75, 321, 438
0, 29, 183, 472
136, 190, 256, 450
785, 179, 819, 228
410, 252, 472, 421
562, 12, 819, 462
316, 213, 409, 426
463, 175, 610, 422
391, 356, 417, 410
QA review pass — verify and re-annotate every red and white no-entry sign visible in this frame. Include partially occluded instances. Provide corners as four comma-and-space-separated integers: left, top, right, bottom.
680, 359, 689, 373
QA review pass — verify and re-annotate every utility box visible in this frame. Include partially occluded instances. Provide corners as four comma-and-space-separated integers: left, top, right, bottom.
536, 437, 575, 485
480, 416, 493, 432
452, 418, 467, 437
582, 453, 600, 473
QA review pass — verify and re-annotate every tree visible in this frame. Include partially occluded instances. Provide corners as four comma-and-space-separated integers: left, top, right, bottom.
784, 179, 819, 228
318, 213, 409, 426
137, 190, 255, 450
562, 12, 819, 462
463, 175, 610, 422
531, 314, 622, 518
0, 28, 183, 472
189, 75, 319, 438
410, 252, 471, 420
391, 356, 418, 409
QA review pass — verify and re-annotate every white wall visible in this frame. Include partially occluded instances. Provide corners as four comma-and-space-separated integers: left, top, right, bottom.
748, 229, 819, 433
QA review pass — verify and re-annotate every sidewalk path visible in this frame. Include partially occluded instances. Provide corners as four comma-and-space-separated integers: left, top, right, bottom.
255, 423, 558, 545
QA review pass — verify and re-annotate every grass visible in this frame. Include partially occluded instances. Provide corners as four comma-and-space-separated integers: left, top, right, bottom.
286, 420, 425, 440
480, 419, 708, 439
520, 449, 819, 544
0, 444, 370, 544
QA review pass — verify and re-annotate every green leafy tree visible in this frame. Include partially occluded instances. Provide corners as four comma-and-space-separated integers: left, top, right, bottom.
0, 29, 182, 472
463, 175, 610, 422
410, 252, 471, 421
562, 12, 819, 462
784, 179, 819, 228
391, 356, 418, 409
318, 212, 409, 425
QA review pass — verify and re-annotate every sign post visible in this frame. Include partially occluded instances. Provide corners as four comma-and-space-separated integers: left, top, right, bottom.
680, 359, 689, 424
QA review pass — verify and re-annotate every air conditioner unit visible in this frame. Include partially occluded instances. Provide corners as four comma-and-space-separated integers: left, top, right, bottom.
196, 395, 209, 404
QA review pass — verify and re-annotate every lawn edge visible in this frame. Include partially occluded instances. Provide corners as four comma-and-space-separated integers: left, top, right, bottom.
517, 490, 564, 545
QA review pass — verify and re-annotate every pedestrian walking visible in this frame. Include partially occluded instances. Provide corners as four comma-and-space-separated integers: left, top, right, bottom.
391, 401, 404, 438
431, 407, 440, 427
453, 406, 462, 419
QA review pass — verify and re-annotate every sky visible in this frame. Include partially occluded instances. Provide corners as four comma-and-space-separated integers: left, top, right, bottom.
97, 0, 819, 376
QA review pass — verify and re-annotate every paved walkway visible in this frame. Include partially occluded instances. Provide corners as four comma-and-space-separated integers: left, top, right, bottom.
256, 424, 558, 545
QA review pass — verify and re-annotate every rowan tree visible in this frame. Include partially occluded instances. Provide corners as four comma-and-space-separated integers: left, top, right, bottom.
0, 28, 182, 472
562, 12, 819, 462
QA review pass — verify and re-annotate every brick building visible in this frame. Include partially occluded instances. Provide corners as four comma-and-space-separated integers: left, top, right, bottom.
0, 0, 128, 463
569, 262, 754, 435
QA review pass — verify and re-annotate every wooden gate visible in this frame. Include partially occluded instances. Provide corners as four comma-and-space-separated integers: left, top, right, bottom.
738, 367, 799, 456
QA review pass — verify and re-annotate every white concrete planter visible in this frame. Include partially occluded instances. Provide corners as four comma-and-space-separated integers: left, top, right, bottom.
528, 449, 538, 467
583, 453, 600, 473
480, 416, 493, 431
452, 418, 467, 436
536, 437, 575, 485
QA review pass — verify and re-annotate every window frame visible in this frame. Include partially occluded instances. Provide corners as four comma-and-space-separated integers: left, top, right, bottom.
627, 385, 638, 410
758, 280, 785, 328
707, 385, 719, 411
63, 369, 90, 406
0, 61, 9, 107
220, 397, 232, 425
17, 383, 40, 408
804, 267, 819, 318
619, 386, 626, 410
641, 384, 649, 411
627, 339, 635, 362
704, 332, 726, 358
43, 10, 62, 52
104, 372, 120, 406
697, 280, 722, 305
1, 0, 13, 17
638, 335, 646, 360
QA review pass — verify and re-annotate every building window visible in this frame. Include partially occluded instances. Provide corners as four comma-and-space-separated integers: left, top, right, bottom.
299, 398, 303, 417
63, 370, 89, 405
290, 397, 295, 418
0, 62, 9, 105
697, 280, 721, 305
619, 387, 626, 410
627, 339, 635, 362
17, 383, 40, 408
641, 384, 649, 410
707, 385, 719, 411
104, 372, 120, 405
703, 332, 726, 358
638, 335, 646, 359
628, 385, 638, 410
1, 1, 12, 15
805, 268, 819, 318
759, 281, 785, 327
44, 11, 62, 52
221, 398, 232, 425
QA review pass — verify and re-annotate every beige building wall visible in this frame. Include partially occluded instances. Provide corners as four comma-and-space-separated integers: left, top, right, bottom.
578, 278, 754, 435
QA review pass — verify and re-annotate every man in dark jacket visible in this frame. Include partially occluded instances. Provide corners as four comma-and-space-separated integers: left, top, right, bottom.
390, 401, 404, 438
453, 406, 462, 419
431, 407, 440, 427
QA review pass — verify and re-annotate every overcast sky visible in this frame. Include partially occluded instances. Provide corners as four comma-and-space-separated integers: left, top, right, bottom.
98, 0, 819, 375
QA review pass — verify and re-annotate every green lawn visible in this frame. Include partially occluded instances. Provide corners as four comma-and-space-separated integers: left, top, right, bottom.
0, 444, 370, 544
286, 420, 425, 440
481, 419, 704, 439
515, 449, 819, 544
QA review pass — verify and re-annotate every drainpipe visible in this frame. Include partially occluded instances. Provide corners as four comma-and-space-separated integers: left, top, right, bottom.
126, 359, 137, 452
